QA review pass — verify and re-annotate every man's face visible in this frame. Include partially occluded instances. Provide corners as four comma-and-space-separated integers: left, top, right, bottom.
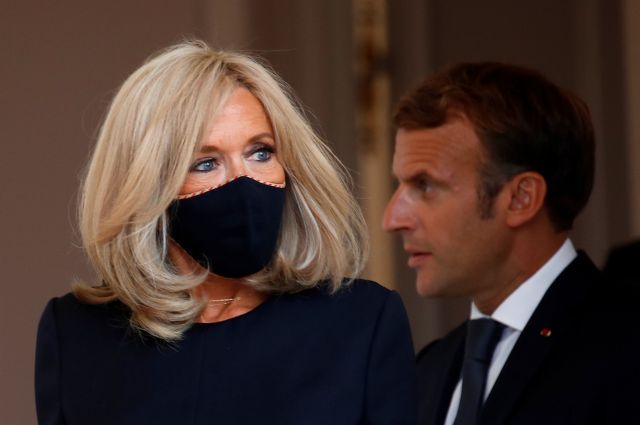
383, 118, 511, 298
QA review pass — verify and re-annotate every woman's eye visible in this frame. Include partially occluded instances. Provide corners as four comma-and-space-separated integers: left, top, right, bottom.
191, 158, 216, 172
250, 147, 273, 162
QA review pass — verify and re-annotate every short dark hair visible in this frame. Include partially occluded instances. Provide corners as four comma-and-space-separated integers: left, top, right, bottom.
394, 62, 595, 231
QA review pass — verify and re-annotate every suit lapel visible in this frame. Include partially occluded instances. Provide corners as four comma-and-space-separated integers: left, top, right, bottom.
480, 253, 600, 425
418, 324, 466, 425
434, 334, 465, 425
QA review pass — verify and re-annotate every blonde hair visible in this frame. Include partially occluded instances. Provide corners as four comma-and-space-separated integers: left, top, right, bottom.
74, 40, 368, 340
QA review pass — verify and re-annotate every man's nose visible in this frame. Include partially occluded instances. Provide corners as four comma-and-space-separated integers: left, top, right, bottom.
382, 188, 413, 232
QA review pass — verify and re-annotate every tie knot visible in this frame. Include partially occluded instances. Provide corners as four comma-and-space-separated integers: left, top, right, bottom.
464, 318, 505, 364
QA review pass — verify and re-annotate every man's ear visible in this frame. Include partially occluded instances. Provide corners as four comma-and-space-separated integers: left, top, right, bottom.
504, 172, 546, 228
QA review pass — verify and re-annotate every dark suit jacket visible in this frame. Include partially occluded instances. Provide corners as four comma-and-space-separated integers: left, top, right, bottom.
35, 279, 417, 425
417, 253, 640, 425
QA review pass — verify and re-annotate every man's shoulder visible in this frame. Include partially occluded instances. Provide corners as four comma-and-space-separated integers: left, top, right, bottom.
416, 321, 467, 369
552, 251, 638, 322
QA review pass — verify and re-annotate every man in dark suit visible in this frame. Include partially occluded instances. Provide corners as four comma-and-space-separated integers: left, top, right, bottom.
383, 62, 640, 424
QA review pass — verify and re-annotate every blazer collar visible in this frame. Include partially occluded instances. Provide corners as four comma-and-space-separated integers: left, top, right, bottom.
480, 252, 601, 425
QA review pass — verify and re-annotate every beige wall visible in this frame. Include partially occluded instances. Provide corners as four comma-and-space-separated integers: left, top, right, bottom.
1, 1, 637, 423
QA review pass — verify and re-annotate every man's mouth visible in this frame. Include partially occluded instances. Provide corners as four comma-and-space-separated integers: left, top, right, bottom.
405, 247, 431, 268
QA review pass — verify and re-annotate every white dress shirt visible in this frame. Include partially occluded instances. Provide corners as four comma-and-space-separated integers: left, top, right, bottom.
444, 239, 577, 425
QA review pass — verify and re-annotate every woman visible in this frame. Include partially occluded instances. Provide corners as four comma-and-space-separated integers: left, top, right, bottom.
35, 41, 416, 425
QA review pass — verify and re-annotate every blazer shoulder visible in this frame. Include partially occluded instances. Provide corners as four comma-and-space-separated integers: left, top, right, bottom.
302, 278, 398, 310
338, 279, 408, 317
341, 278, 395, 298
39, 292, 131, 339
49, 291, 126, 316
286, 279, 410, 340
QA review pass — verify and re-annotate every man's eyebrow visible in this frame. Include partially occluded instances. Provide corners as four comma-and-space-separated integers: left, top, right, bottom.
404, 170, 436, 183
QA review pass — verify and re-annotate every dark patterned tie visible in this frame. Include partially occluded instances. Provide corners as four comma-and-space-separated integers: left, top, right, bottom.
453, 318, 505, 425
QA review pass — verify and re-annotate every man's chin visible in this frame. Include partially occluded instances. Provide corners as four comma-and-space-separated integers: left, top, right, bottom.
415, 278, 441, 297
415, 272, 459, 298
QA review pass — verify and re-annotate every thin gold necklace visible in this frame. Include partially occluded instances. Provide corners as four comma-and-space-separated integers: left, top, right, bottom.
207, 296, 241, 306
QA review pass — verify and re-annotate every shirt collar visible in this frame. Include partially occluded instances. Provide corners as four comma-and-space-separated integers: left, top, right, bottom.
470, 238, 577, 331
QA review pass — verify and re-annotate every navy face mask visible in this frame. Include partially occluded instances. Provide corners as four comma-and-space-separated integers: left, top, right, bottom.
168, 176, 286, 278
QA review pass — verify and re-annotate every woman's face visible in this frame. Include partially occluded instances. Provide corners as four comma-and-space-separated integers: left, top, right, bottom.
180, 87, 285, 195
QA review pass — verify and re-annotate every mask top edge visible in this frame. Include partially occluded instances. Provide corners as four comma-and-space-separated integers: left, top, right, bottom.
177, 175, 286, 200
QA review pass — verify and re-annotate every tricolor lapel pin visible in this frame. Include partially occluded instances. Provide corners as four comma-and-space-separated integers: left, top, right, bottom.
539, 327, 552, 337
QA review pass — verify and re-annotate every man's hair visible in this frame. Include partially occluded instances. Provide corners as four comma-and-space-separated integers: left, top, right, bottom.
394, 62, 595, 230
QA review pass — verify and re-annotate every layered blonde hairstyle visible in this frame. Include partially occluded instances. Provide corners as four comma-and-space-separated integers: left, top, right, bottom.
75, 40, 368, 341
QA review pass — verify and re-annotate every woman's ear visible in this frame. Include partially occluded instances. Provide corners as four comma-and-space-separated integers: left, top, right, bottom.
504, 172, 547, 228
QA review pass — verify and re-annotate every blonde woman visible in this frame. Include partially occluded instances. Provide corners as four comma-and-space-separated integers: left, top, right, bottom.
35, 41, 416, 425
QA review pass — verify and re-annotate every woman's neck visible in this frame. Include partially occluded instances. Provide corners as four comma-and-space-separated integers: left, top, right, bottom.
169, 241, 268, 323
193, 276, 268, 323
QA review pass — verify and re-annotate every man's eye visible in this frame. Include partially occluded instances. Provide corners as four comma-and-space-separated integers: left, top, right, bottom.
191, 158, 216, 172
418, 179, 433, 193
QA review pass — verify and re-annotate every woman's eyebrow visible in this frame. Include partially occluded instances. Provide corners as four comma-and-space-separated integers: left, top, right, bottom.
198, 132, 276, 153
248, 132, 275, 143
199, 145, 220, 154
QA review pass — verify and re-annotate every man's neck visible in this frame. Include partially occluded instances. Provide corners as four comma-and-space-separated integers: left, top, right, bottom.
473, 231, 569, 315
